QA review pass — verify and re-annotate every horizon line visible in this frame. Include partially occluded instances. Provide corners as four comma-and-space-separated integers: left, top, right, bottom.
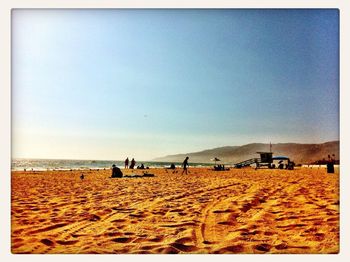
12, 140, 339, 162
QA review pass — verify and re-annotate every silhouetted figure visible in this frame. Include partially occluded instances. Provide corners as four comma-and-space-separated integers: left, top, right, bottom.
125, 157, 129, 169
327, 154, 335, 173
111, 164, 123, 178
182, 157, 189, 175
214, 164, 227, 171
130, 158, 136, 169
166, 164, 176, 170
80, 174, 85, 180
287, 161, 295, 170
137, 164, 145, 169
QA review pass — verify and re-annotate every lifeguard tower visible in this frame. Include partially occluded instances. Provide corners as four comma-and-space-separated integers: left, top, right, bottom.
234, 151, 294, 170
255, 152, 273, 168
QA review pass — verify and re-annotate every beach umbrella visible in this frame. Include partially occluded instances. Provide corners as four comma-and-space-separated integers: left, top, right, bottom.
211, 157, 221, 165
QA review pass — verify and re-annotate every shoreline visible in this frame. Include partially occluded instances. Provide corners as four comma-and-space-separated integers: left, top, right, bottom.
11, 164, 340, 172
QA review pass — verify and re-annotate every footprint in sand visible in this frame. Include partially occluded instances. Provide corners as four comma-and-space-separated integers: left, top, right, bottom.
169, 242, 198, 252
212, 209, 234, 214
174, 237, 193, 245
169, 209, 183, 213
132, 250, 154, 254
40, 239, 55, 247
29, 223, 69, 234
254, 243, 272, 252
111, 218, 126, 223
129, 213, 146, 218
326, 217, 338, 222
275, 243, 288, 250
56, 240, 79, 245
213, 244, 245, 254
275, 216, 288, 221
313, 233, 326, 241
217, 221, 235, 226
88, 214, 101, 221
240, 203, 252, 213
148, 236, 165, 242
156, 246, 179, 254
111, 237, 133, 243
139, 244, 161, 251
104, 232, 122, 237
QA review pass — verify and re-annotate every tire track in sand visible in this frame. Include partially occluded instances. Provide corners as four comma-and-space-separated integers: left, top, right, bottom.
194, 182, 289, 251
32, 181, 240, 253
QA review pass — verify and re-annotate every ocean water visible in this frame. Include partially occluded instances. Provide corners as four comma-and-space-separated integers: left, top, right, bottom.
11, 158, 212, 171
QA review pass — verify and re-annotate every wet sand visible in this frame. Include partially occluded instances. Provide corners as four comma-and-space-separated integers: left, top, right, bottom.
11, 167, 339, 254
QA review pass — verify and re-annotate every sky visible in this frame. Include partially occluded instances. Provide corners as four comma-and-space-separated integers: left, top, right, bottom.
12, 9, 339, 161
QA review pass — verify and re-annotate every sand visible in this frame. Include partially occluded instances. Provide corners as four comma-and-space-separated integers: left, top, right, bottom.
11, 167, 339, 254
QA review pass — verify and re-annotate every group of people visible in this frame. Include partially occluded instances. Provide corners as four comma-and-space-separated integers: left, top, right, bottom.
124, 157, 149, 169
124, 157, 136, 169
110, 156, 190, 178
213, 164, 229, 171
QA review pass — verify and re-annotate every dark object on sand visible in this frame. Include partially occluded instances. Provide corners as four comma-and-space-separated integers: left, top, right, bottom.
166, 163, 176, 170
286, 161, 295, 170
327, 163, 334, 173
111, 164, 123, 178
143, 173, 155, 177
213, 164, 230, 171
124, 173, 155, 178
137, 163, 145, 169
130, 158, 136, 169
80, 174, 85, 180
327, 154, 335, 173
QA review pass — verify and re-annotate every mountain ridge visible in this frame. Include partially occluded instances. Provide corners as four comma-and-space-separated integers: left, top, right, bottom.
152, 141, 339, 164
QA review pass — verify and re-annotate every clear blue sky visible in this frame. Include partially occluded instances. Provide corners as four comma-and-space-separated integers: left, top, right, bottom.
12, 9, 339, 160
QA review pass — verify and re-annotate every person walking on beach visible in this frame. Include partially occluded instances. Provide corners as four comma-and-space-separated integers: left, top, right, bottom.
125, 157, 129, 169
130, 158, 136, 169
182, 156, 189, 175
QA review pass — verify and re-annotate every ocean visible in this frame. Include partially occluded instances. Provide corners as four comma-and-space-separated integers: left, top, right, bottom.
11, 158, 212, 171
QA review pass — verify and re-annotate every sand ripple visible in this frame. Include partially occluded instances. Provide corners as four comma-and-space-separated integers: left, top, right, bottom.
11, 167, 339, 254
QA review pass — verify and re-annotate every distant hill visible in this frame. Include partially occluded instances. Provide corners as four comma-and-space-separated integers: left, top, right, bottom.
152, 141, 339, 165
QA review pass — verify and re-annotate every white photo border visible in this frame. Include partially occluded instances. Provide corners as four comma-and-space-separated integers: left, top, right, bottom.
1, 1, 348, 262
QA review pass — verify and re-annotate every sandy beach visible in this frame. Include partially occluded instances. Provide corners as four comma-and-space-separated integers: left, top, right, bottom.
11, 167, 339, 254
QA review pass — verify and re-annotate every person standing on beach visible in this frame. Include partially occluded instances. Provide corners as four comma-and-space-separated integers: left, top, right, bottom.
125, 157, 129, 169
182, 156, 189, 175
130, 158, 136, 169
